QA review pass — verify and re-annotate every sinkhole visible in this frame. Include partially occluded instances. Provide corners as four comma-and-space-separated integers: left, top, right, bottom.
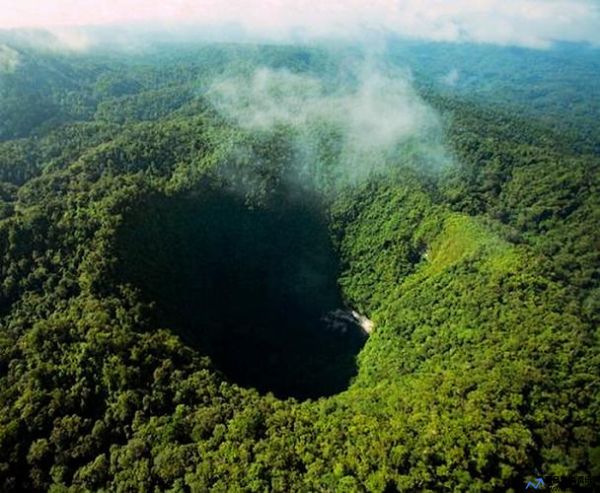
115, 185, 367, 399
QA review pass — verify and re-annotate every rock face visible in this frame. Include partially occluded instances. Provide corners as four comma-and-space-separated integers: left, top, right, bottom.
322, 309, 374, 336
351, 310, 375, 334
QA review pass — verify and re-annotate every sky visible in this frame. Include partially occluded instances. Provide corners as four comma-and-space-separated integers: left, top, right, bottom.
1, 0, 600, 49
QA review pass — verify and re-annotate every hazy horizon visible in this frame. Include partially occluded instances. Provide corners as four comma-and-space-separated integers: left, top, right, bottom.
2, 0, 600, 50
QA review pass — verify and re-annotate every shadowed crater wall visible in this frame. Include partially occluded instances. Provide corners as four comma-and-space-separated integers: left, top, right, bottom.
115, 185, 366, 399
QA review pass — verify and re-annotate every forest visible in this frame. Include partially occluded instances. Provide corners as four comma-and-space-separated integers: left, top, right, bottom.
0, 33, 599, 492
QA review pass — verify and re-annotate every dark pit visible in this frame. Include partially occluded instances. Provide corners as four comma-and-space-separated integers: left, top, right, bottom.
115, 185, 367, 399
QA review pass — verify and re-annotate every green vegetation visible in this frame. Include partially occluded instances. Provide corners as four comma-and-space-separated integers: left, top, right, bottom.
0, 40, 598, 492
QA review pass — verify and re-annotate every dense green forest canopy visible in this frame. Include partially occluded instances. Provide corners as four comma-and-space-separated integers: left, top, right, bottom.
0, 34, 598, 491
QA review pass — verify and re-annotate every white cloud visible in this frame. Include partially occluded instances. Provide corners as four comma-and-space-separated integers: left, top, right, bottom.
207, 66, 450, 183
1, 0, 599, 48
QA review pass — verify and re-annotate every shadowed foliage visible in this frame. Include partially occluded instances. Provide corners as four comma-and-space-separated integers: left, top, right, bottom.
115, 186, 367, 399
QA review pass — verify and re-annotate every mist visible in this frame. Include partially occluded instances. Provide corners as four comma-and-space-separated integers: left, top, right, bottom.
0, 44, 19, 72
207, 63, 450, 188
441, 68, 460, 87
